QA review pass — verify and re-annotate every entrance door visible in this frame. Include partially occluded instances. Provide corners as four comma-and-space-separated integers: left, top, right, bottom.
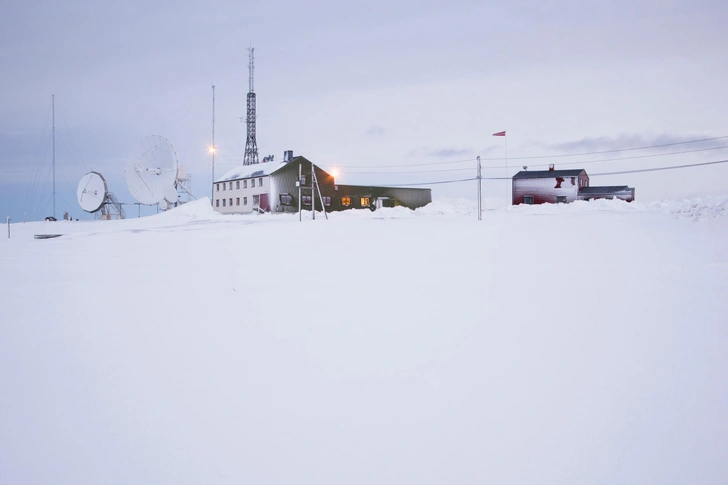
259, 193, 270, 212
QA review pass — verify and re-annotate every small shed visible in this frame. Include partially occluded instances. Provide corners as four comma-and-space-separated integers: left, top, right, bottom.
512, 168, 589, 205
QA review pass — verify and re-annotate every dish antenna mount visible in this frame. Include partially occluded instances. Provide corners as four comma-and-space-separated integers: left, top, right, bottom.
77, 171, 125, 219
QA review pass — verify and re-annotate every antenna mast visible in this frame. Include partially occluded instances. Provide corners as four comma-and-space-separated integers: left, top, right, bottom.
242, 47, 259, 166
211, 84, 215, 203
52, 94, 56, 219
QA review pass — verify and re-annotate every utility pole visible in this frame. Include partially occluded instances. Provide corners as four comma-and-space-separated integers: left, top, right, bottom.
6, 217, 9, 238
477, 156, 482, 221
211, 84, 215, 203
52, 94, 56, 219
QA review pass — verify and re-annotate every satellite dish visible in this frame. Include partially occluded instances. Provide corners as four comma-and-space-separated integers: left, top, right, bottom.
164, 184, 179, 204
126, 135, 179, 205
77, 171, 108, 213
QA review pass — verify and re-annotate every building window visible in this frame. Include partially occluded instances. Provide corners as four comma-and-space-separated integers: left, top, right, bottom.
251, 179, 255, 188
280, 194, 293, 206
323, 196, 332, 206
229, 182, 233, 190
300, 175, 307, 185
229, 198, 233, 206
215, 199, 219, 207
556, 196, 567, 203
258, 177, 263, 186
244, 197, 247, 205
302, 195, 312, 205
236, 181, 240, 189
222, 183, 226, 191
341, 196, 351, 207
360, 197, 370, 207
523, 196, 534, 205
216, 184, 219, 192
222, 199, 226, 207
243, 180, 248, 189
253, 195, 260, 205
236, 197, 240, 206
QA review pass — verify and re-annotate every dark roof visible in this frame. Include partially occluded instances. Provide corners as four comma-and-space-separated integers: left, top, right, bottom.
512, 169, 585, 179
579, 186, 632, 194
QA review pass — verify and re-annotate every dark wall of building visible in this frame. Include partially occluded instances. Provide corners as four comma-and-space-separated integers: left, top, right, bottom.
272, 159, 431, 212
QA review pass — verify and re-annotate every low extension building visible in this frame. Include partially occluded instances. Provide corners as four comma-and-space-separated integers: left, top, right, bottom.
213, 152, 432, 214
512, 166, 634, 205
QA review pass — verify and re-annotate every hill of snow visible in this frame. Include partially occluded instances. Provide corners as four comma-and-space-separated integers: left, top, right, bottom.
1, 197, 727, 485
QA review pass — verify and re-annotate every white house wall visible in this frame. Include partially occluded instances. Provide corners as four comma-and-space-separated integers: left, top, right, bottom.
213, 176, 270, 214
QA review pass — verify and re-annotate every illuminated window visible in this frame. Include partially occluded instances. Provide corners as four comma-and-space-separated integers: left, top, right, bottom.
244, 197, 247, 205
280, 194, 293, 206
251, 179, 256, 188
258, 177, 263, 186
341, 196, 351, 207
302, 195, 312, 205
253, 195, 260, 205
216, 199, 219, 207
360, 197, 370, 207
243, 180, 248, 188
323, 196, 332, 206
236, 197, 240, 206
222, 199, 226, 207
236, 181, 240, 189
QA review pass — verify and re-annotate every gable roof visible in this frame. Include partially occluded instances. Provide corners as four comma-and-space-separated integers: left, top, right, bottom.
512, 169, 586, 179
215, 156, 313, 183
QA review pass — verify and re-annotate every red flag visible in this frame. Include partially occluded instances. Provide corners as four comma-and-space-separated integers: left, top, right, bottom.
492, 131, 506, 136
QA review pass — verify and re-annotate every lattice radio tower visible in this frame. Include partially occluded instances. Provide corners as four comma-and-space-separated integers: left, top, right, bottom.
243, 47, 259, 165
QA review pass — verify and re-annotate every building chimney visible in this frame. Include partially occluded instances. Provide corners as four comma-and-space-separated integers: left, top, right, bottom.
523, 166, 528, 171
549, 164, 555, 171
284, 150, 293, 162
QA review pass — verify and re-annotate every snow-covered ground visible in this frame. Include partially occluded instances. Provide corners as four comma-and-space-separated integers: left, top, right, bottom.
1, 197, 727, 485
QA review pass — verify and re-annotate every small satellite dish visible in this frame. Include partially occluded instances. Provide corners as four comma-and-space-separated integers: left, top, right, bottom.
77, 171, 108, 213
164, 184, 179, 204
126, 135, 179, 205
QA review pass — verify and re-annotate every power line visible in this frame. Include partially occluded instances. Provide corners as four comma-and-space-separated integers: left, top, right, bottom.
591, 158, 728, 176
334, 134, 728, 169
377, 177, 477, 187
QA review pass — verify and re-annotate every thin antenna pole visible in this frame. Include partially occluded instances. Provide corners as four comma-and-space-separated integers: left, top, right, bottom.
313, 167, 328, 220
477, 156, 482, 221
52, 94, 56, 219
298, 162, 302, 222
211, 84, 215, 204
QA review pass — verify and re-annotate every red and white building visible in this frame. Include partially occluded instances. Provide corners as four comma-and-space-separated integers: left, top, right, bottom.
512, 166, 634, 205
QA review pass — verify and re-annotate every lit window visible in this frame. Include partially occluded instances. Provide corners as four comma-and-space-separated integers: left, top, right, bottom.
253, 195, 260, 205
323, 196, 332, 206
222, 199, 226, 207
236, 181, 240, 189
523, 196, 534, 205
258, 177, 263, 186
243, 180, 248, 189
302, 195, 312, 205
342, 196, 351, 207
360, 197, 370, 207
215, 199, 219, 207
244, 197, 247, 205
280, 194, 293, 206
251, 179, 256, 188
216, 184, 219, 192
236, 197, 240, 206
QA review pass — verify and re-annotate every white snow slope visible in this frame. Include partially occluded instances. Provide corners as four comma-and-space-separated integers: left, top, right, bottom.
1, 197, 728, 485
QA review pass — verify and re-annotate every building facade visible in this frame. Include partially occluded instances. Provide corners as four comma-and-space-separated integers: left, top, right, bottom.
213, 154, 432, 214
512, 167, 634, 205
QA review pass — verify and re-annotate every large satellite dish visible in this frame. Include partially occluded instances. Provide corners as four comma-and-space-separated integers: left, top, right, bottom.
77, 171, 107, 212
126, 135, 179, 205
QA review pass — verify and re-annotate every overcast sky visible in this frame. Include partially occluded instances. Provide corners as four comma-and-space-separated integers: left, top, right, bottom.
1, 0, 727, 220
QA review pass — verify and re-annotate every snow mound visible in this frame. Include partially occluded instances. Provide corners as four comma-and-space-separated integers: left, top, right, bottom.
154, 197, 223, 222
